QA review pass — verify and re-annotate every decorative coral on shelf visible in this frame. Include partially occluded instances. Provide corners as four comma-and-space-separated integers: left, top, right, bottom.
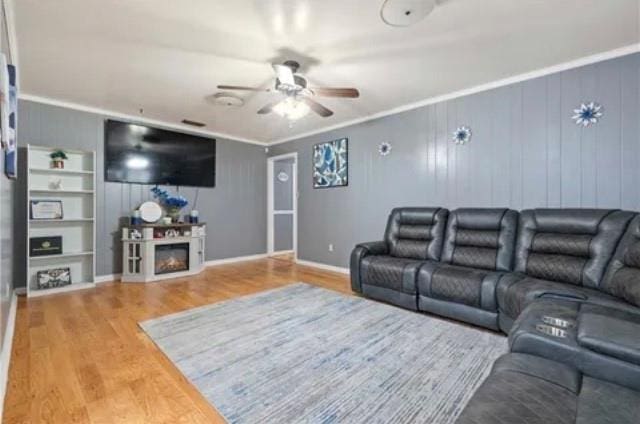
151, 187, 189, 222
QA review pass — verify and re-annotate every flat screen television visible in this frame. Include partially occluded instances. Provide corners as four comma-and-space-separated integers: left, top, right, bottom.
104, 120, 216, 187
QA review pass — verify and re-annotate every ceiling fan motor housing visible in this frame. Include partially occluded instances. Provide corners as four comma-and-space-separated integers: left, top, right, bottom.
276, 74, 308, 93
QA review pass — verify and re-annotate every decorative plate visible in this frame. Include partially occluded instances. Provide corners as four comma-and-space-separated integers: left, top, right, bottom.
277, 171, 289, 182
572, 102, 603, 127
378, 142, 392, 156
452, 126, 472, 145
139, 201, 162, 223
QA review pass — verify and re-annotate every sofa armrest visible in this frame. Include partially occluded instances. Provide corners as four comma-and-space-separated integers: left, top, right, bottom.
350, 241, 388, 293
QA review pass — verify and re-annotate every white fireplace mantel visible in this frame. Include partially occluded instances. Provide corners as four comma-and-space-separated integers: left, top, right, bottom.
121, 223, 206, 283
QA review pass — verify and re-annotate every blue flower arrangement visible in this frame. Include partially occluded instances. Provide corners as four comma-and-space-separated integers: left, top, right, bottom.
151, 187, 188, 221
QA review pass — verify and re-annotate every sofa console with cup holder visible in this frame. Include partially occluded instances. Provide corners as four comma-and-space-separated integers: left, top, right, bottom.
350, 207, 640, 424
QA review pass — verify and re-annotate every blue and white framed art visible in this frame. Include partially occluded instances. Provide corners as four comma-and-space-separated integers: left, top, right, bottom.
313, 137, 348, 188
1, 56, 17, 180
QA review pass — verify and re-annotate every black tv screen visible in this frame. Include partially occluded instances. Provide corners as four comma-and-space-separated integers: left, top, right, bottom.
104, 120, 215, 187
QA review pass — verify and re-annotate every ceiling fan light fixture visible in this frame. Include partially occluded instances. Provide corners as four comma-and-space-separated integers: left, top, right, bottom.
273, 97, 310, 120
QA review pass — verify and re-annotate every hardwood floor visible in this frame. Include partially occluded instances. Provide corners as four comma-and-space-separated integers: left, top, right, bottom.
3, 257, 350, 423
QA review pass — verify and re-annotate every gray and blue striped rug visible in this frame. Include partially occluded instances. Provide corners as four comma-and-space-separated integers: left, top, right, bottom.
140, 283, 506, 423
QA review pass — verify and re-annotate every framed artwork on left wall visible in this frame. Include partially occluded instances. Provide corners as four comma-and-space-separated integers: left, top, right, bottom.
1, 60, 18, 179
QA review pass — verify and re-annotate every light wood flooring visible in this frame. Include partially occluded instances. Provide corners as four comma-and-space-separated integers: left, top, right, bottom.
3, 257, 350, 423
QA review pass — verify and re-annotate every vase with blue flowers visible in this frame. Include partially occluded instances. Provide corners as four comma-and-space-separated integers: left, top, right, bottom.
150, 187, 189, 222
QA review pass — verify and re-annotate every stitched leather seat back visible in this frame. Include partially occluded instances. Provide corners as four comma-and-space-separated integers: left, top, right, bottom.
515, 209, 634, 288
385, 207, 448, 260
441, 208, 518, 271
602, 214, 640, 306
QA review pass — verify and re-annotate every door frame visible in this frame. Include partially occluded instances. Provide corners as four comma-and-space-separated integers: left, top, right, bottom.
267, 152, 298, 258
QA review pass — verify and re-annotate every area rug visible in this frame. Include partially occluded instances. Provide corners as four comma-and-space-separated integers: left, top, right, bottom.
140, 283, 507, 424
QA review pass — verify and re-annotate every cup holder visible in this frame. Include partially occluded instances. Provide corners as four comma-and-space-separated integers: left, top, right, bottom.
541, 316, 576, 329
535, 324, 568, 338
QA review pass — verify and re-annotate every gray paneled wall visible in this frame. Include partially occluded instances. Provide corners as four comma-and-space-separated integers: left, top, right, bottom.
269, 53, 640, 269
16, 100, 267, 284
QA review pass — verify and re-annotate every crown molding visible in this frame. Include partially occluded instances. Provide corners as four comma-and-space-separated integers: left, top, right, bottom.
268, 43, 640, 145
18, 93, 267, 146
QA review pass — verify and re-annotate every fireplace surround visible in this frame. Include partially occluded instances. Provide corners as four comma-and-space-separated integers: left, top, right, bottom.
121, 223, 206, 283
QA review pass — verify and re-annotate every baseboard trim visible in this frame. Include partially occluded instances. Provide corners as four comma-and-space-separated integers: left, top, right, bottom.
270, 250, 294, 256
95, 274, 122, 284
205, 253, 268, 267
295, 259, 350, 275
0, 290, 19, 421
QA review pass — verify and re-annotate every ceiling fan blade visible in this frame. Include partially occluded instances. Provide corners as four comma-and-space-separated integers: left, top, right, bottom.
257, 99, 284, 115
302, 98, 333, 117
310, 87, 360, 98
217, 85, 270, 92
272, 64, 295, 86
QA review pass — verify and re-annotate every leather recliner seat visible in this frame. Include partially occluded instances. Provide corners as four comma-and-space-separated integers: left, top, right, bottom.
455, 353, 640, 424
350, 207, 448, 310
496, 208, 635, 332
417, 208, 518, 330
507, 214, 640, 391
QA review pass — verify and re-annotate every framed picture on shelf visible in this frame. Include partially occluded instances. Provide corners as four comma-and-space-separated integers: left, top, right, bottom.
30, 200, 63, 220
36, 267, 71, 289
313, 137, 348, 189
29, 236, 62, 257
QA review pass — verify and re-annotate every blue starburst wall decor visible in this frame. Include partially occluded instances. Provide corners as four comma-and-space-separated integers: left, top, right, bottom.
313, 138, 348, 188
572, 102, 603, 127
378, 141, 392, 156
452, 126, 472, 145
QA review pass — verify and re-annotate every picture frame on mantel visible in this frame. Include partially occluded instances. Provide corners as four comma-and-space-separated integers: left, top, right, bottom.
312, 137, 348, 189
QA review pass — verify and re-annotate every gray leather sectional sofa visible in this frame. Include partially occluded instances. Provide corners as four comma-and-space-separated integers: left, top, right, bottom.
350, 207, 640, 424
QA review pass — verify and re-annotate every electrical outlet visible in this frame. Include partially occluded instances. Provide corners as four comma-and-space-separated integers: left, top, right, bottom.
328, 244, 334, 252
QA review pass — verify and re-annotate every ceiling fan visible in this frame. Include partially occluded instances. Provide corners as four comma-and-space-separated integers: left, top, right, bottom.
217, 60, 359, 119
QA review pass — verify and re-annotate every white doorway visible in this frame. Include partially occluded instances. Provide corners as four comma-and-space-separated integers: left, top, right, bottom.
267, 152, 298, 259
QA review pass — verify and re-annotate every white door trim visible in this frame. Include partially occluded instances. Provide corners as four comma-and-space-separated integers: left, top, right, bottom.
267, 152, 298, 259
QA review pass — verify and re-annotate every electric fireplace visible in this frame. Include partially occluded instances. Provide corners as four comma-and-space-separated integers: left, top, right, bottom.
155, 243, 190, 275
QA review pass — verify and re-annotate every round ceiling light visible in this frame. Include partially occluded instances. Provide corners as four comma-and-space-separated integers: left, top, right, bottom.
380, 0, 436, 27
212, 92, 244, 107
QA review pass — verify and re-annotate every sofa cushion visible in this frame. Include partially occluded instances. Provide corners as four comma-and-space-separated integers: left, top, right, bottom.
514, 209, 634, 288
456, 353, 640, 424
384, 207, 448, 260
577, 306, 640, 366
576, 377, 640, 424
430, 265, 487, 308
441, 208, 518, 271
419, 264, 501, 311
455, 353, 579, 424
496, 274, 618, 320
602, 214, 640, 306
360, 255, 422, 294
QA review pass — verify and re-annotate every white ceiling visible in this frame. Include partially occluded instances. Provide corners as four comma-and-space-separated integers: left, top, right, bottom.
13, 0, 640, 144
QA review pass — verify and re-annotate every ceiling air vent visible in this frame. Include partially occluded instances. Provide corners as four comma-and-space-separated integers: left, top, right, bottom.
181, 119, 206, 127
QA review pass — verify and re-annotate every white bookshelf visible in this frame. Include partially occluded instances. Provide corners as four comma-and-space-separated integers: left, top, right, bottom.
26, 145, 96, 297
